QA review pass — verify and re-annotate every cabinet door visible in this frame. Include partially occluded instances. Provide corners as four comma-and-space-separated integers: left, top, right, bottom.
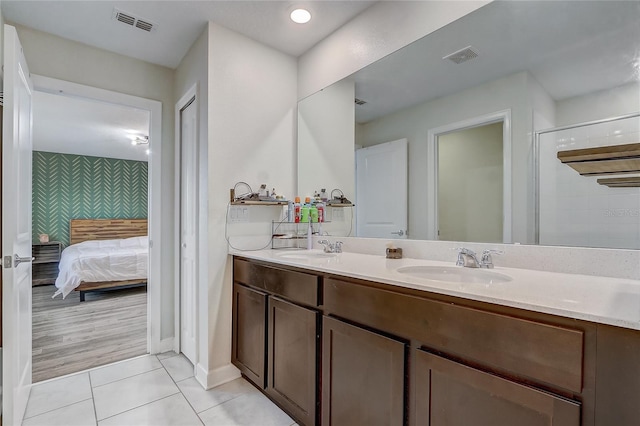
414, 350, 580, 426
322, 316, 405, 426
268, 296, 319, 426
232, 283, 267, 388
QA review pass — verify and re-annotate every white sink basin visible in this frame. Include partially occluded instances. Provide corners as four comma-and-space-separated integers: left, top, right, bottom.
396, 265, 512, 284
276, 250, 337, 260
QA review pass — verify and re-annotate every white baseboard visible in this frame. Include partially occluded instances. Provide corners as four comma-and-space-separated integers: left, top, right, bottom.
195, 363, 240, 390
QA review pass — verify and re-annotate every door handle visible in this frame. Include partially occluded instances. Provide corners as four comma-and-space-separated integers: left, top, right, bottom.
14, 254, 35, 267
390, 230, 404, 236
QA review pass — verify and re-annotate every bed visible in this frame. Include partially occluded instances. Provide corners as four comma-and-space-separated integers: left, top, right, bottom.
53, 219, 148, 302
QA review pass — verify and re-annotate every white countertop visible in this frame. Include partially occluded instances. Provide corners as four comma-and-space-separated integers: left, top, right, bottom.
230, 248, 640, 331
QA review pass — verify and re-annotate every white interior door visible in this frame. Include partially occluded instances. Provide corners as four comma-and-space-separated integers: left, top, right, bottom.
179, 97, 197, 364
356, 139, 408, 238
2, 24, 34, 426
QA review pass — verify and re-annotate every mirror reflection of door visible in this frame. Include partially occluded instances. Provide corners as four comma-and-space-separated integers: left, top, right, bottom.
437, 122, 503, 243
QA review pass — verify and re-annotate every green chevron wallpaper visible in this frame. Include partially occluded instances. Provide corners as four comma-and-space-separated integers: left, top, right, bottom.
32, 151, 148, 247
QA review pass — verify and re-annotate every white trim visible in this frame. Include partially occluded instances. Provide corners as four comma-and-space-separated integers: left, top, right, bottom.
174, 84, 199, 360
195, 362, 241, 390
158, 337, 175, 354
31, 75, 164, 354
427, 109, 512, 243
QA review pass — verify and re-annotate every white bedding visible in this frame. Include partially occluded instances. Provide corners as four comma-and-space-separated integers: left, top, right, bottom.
53, 236, 148, 298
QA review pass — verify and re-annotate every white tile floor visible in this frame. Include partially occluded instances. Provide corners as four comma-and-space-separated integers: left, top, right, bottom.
22, 352, 297, 426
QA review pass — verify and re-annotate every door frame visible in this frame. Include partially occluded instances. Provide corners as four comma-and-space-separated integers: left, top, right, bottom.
427, 109, 512, 243
31, 75, 163, 353
173, 84, 199, 361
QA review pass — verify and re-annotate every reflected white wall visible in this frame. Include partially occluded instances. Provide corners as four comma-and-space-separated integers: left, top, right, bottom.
298, 78, 355, 201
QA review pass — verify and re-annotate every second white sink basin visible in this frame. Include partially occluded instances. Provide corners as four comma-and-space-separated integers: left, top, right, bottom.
396, 265, 512, 284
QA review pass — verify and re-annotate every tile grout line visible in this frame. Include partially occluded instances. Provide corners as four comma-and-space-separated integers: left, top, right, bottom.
97, 391, 182, 423
158, 355, 204, 425
91, 365, 165, 389
23, 354, 174, 424
87, 371, 99, 425
93, 363, 182, 422
21, 395, 94, 422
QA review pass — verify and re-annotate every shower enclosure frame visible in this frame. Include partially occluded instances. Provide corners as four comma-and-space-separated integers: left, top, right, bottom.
534, 111, 640, 245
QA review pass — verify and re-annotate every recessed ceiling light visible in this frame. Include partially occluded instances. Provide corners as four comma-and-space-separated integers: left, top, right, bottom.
290, 8, 311, 24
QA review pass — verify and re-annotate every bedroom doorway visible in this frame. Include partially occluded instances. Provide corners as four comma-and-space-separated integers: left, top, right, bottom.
28, 76, 163, 382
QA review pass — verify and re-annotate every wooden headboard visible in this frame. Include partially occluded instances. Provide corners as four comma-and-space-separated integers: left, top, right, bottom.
70, 219, 148, 245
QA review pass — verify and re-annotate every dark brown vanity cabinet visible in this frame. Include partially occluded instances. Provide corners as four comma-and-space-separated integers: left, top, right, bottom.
268, 296, 319, 426
322, 316, 406, 426
414, 350, 581, 426
232, 283, 268, 388
232, 258, 320, 426
233, 257, 640, 426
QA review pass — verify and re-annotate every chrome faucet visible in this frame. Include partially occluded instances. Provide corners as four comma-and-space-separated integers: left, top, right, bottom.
456, 248, 503, 269
318, 239, 343, 253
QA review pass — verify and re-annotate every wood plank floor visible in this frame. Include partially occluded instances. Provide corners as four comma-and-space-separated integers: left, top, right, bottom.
32, 285, 147, 383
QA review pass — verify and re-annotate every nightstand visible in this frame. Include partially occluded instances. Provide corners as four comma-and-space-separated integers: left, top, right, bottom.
32, 242, 63, 286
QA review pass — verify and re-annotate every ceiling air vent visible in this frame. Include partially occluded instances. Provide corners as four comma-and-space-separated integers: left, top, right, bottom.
135, 20, 154, 32
443, 46, 478, 64
355, 98, 367, 106
112, 8, 157, 33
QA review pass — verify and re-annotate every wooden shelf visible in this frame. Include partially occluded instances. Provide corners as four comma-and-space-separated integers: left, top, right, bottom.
597, 176, 640, 188
231, 200, 288, 205
557, 143, 640, 176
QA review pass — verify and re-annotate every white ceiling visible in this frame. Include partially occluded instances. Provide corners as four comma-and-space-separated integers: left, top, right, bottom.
5, 0, 375, 160
33, 91, 150, 162
352, 1, 640, 123
2, 0, 376, 68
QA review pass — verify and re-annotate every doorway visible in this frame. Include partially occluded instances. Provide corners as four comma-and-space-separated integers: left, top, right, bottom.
29, 75, 163, 380
427, 110, 512, 243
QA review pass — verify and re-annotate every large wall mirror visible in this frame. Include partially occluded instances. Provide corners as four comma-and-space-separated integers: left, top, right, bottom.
297, 0, 640, 249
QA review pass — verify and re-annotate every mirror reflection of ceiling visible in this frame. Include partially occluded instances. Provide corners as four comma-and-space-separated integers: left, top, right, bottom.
353, 1, 640, 124
33, 91, 151, 162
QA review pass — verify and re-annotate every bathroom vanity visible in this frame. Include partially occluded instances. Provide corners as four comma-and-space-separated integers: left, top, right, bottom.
231, 251, 640, 426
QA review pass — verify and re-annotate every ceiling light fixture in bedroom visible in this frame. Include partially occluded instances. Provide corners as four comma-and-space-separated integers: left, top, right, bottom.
131, 135, 149, 145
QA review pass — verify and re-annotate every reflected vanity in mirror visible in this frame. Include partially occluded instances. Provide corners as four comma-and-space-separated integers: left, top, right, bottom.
297, 0, 640, 249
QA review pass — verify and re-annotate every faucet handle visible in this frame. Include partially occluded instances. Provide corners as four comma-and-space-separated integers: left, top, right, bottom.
454, 247, 476, 255
481, 249, 503, 268
454, 247, 476, 266
318, 240, 330, 253
334, 241, 343, 253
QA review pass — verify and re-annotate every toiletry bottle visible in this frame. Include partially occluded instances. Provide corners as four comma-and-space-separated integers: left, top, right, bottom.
320, 188, 328, 202
310, 202, 319, 223
301, 197, 311, 223
287, 201, 294, 222
294, 197, 301, 223
317, 200, 325, 223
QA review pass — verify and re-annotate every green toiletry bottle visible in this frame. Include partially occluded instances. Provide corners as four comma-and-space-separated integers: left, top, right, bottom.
310, 203, 319, 223
301, 197, 311, 223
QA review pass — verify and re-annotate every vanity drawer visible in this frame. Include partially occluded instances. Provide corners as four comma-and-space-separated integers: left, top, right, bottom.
324, 277, 584, 393
234, 258, 320, 307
